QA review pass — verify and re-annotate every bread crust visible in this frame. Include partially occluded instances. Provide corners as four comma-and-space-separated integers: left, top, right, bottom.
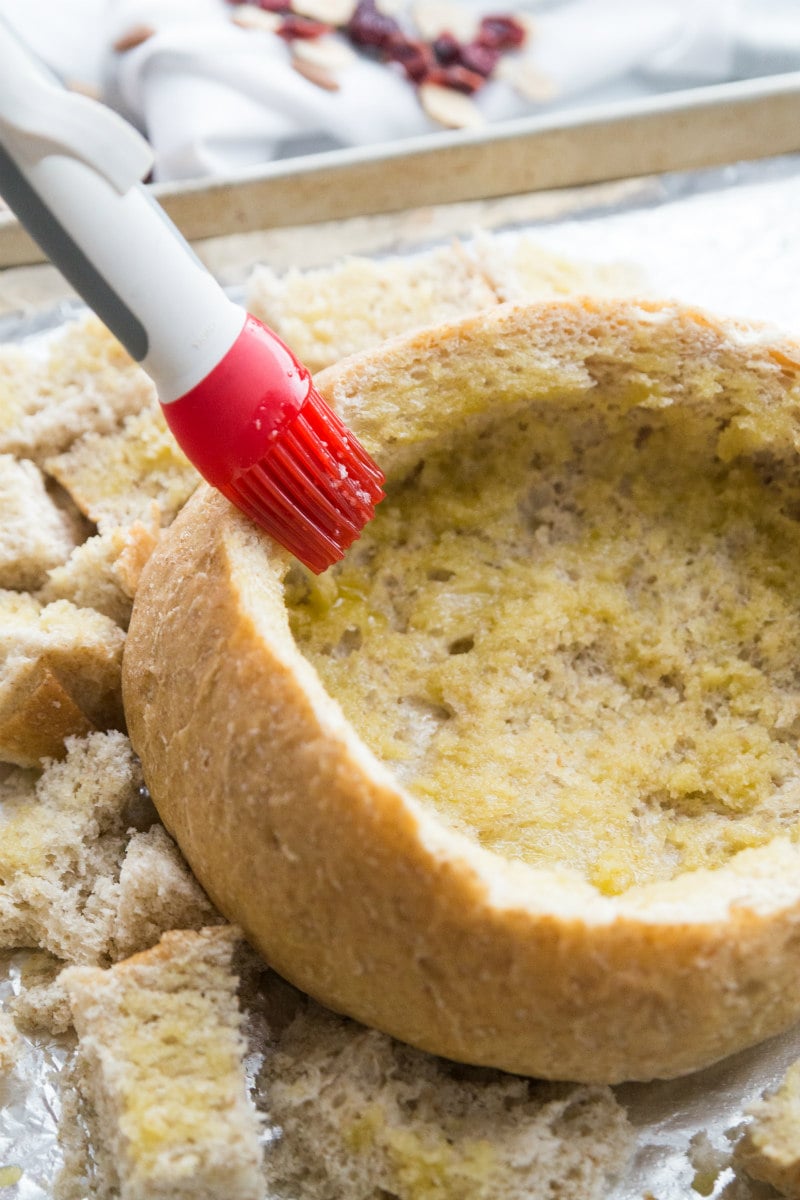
123, 300, 800, 1084
0, 668, 95, 765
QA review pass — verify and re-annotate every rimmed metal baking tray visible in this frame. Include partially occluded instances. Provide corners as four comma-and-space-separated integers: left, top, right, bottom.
2, 69, 800, 268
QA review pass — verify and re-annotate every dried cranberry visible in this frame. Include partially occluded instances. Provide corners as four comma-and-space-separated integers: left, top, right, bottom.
388, 35, 434, 83
277, 15, 331, 38
427, 63, 486, 94
257, 0, 291, 11
459, 41, 501, 77
477, 14, 526, 51
432, 31, 461, 66
346, 0, 400, 52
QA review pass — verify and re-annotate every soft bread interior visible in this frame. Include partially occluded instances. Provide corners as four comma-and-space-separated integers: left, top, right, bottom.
287, 304, 800, 896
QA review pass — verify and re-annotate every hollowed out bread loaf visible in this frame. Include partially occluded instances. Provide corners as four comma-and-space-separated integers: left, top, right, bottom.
124, 299, 800, 1085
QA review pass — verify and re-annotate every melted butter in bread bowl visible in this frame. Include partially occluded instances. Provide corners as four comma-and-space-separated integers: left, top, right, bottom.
288, 392, 800, 894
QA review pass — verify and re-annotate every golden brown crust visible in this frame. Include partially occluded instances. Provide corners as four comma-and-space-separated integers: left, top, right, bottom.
0, 648, 125, 769
0, 668, 95, 766
111, 520, 159, 599
124, 300, 800, 1084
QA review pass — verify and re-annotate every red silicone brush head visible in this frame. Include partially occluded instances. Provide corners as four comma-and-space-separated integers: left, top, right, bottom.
162, 315, 385, 573
227, 385, 385, 574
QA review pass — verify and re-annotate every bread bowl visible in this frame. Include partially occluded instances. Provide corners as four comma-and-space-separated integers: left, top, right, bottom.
123, 298, 800, 1084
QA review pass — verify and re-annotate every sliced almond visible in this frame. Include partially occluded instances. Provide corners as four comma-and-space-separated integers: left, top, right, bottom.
497, 57, 557, 103
112, 24, 156, 53
231, 5, 282, 33
290, 0, 356, 23
413, 0, 478, 42
375, 0, 405, 15
419, 83, 486, 130
291, 55, 341, 91
514, 13, 538, 44
66, 79, 102, 101
291, 33, 355, 69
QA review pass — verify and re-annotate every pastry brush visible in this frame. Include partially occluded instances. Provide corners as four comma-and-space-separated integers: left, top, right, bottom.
0, 21, 384, 573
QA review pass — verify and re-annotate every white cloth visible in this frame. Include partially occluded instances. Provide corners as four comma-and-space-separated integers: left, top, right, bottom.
1, 0, 798, 182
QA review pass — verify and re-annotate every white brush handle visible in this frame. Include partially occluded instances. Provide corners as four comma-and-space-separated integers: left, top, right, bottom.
0, 20, 244, 402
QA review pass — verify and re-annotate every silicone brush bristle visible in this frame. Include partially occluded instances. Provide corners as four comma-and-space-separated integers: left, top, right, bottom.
227, 385, 385, 574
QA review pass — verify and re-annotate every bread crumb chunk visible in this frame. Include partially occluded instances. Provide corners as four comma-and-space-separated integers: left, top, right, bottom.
40, 520, 160, 629
113, 825, 222, 962
46, 402, 198, 535
60, 927, 264, 1200
0, 591, 124, 766
0, 317, 154, 464
473, 231, 645, 304
247, 243, 498, 373
263, 1002, 633, 1200
736, 1059, 800, 1197
0, 731, 138, 962
0, 1008, 20, 1072
7, 822, 221, 1036
0, 455, 80, 590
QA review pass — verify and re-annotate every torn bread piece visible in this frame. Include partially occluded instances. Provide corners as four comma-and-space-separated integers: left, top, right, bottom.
735, 1059, 800, 1197
60, 927, 264, 1200
246, 243, 499, 373
0, 731, 138, 962
472, 232, 645, 303
687, 1130, 734, 1197
0, 591, 125, 766
0, 1008, 20, 1072
8, 950, 74, 1036
0, 455, 80, 590
0, 342, 33, 448
264, 1002, 634, 1200
0, 729, 216, 970
113, 824, 222, 963
46, 401, 199, 535
0, 317, 155, 464
39, 519, 160, 629
9, 824, 220, 1036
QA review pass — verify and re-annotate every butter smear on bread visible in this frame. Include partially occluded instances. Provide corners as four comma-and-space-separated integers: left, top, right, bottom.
287, 358, 800, 896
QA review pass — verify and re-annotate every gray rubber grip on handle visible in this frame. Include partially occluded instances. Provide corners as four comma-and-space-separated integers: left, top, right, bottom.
0, 141, 148, 361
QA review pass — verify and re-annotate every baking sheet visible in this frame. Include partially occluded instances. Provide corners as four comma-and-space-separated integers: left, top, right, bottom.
4, 153, 800, 1198
3, 70, 800, 269
0, 954, 70, 1200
